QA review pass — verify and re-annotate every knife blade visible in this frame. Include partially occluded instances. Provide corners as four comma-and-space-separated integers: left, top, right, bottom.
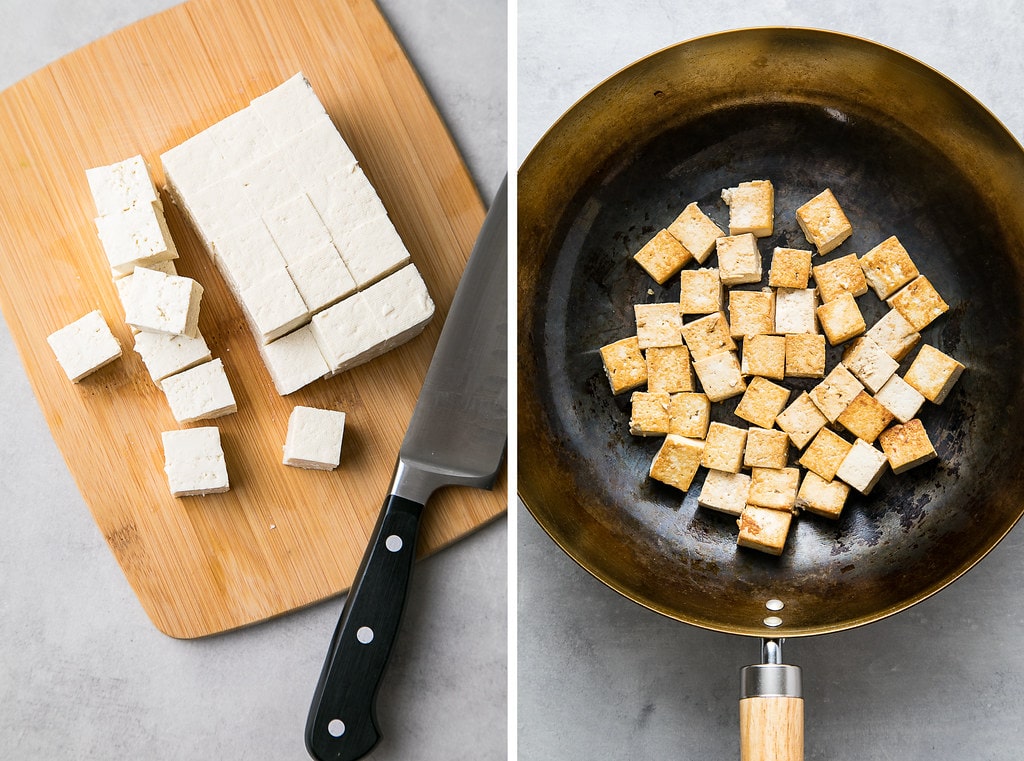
305, 176, 507, 761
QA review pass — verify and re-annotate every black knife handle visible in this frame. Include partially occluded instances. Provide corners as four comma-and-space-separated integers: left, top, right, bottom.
305, 494, 424, 761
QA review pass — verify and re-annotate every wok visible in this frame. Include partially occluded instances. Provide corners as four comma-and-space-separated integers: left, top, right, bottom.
517, 28, 1024, 758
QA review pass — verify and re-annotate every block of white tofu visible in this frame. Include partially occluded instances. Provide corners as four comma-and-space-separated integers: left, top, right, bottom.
283, 405, 346, 470
260, 325, 331, 395
351, 263, 435, 350
186, 171, 268, 242
287, 242, 357, 312
306, 164, 390, 234
204, 107, 276, 167
249, 73, 329, 141
211, 218, 289, 292
332, 213, 412, 289
262, 193, 335, 265
122, 266, 204, 338
95, 200, 179, 276
774, 287, 817, 334
47, 310, 122, 382
698, 469, 751, 516
162, 427, 229, 497
160, 130, 229, 200
133, 330, 212, 386
161, 358, 237, 423
310, 292, 388, 373
86, 155, 160, 217
835, 438, 888, 495
239, 268, 310, 344
275, 114, 358, 178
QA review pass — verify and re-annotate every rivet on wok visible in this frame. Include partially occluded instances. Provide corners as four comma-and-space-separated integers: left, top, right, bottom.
766, 599, 784, 611
763, 616, 783, 628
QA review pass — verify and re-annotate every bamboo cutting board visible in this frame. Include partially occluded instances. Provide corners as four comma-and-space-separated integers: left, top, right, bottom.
0, 0, 505, 638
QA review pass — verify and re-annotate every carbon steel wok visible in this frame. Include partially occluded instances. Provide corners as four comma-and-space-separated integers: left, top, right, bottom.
517, 28, 1024, 758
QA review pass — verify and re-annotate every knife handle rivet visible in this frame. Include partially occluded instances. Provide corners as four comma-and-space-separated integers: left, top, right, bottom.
327, 719, 346, 737
385, 534, 404, 552
356, 626, 375, 644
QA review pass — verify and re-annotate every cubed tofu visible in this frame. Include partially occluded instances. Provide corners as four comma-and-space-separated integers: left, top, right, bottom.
161, 427, 230, 497
717, 233, 762, 285
94, 199, 179, 276
859, 236, 919, 299
680, 268, 724, 314
283, 406, 347, 470
795, 188, 852, 255
874, 373, 926, 423
728, 288, 775, 338
798, 427, 853, 481
681, 312, 736, 360
239, 267, 310, 344
774, 287, 818, 335
701, 422, 748, 473
86, 154, 160, 217
211, 218, 289, 291
599, 336, 648, 395
808, 363, 864, 423
737, 505, 792, 556
768, 247, 813, 289
161, 358, 237, 423
359, 263, 435, 350
785, 333, 826, 378
904, 344, 965, 403
816, 291, 866, 346
743, 427, 790, 469
646, 346, 695, 393
775, 392, 829, 449
698, 470, 752, 516
310, 292, 388, 373
692, 350, 746, 402
46, 310, 122, 383
133, 330, 212, 387
842, 336, 899, 393
634, 229, 693, 284
260, 324, 331, 395
865, 308, 921, 361
796, 471, 850, 519
835, 438, 889, 494
122, 267, 203, 338
287, 242, 358, 312
635, 302, 684, 349
649, 434, 705, 491
811, 253, 867, 302
667, 202, 724, 264
734, 376, 791, 429
722, 179, 774, 237
886, 275, 949, 331
261, 193, 335, 266
331, 213, 411, 289
878, 418, 937, 474
668, 392, 712, 438
629, 391, 671, 436
836, 390, 895, 443
747, 466, 801, 511
741, 334, 787, 380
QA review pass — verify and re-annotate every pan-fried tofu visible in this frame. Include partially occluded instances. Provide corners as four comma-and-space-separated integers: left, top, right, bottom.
698, 470, 751, 516
795, 188, 852, 255
886, 275, 949, 331
748, 467, 801, 511
668, 392, 712, 438
904, 344, 965, 403
682, 312, 736, 361
633, 229, 693, 284
692, 350, 746, 402
649, 434, 705, 492
774, 287, 818, 335
816, 291, 866, 346
812, 253, 868, 302
878, 418, 937, 474
701, 422, 748, 473
646, 346, 695, 393
737, 505, 793, 556
798, 427, 853, 481
680, 268, 724, 314
796, 470, 850, 519
735, 376, 791, 429
859, 236, 919, 299
775, 392, 829, 449
599, 336, 647, 394
629, 391, 671, 436
836, 391, 895, 443
717, 233, 762, 285
667, 202, 724, 264
741, 334, 786, 380
865, 308, 921, 361
842, 336, 899, 393
728, 288, 776, 338
785, 333, 826, 378
743, 427, 790, 470
835, 438, 889, 495
768, 247, 813, 289
722, 180, 774, 237
635, 302, 684, 349
808, 363, 864, 423
874, 373, 925, 423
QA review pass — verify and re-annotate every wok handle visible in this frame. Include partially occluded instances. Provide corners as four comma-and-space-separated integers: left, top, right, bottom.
739, 664, 804, 761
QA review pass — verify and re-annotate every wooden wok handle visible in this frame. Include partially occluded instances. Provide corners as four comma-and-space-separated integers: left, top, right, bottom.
739, 664, 803, 761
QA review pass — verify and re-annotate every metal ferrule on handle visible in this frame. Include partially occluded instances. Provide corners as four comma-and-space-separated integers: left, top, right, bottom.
740, 639, 804, 761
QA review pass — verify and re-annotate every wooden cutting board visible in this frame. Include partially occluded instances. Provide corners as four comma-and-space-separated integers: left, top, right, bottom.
0, 0, 506, 639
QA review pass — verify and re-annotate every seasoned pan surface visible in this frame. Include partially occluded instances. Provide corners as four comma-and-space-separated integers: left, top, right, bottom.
518, 28, 1024, 637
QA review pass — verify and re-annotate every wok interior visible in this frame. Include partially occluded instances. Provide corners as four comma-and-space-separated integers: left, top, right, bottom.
518, 29, 1024, 636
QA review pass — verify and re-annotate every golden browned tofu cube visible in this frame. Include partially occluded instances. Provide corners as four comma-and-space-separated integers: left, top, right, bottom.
646, 345, 695, 393
774, 287, 817, 335
808, 363, 864, 423
886, 275, 949, 331
795, 188, 852, 255
874, 373, 925, 423
698, 469, 751, 516
735, 376, 791, 429
743, 427, 790, 469
785, 333, 826, 378
741, 334, 786, 380
680, 268, 724, 314
796, 471, 850, 519
722, 180, 774, 237
842, 336, 899, 393
816, 291, 867, 346
904, 344, 965, 403
748, 466, 801, 510
667, 202, 724, 264
635, 302, 683, 349
836, 390, 895, 443
798, 427, 853, 481
649, 434, 705, 492
668, 392, 712, 438
812, 252, 868, 302
835, 438, 889, 495
633, 229, 693, 284
737, 505, 793, 556
701, 421, 748, 473
629, 391, 671, 436
728, 288, 776, 338
682, 312, 736, 361
692, 350, 746, 402
768, 247, 813, 289
859, 236, 919, 299
717, 233, 762, 285
865, 308, 921, 361
599, 335, 647, 395
878, 418, 937, 474
775, 392, 828, 449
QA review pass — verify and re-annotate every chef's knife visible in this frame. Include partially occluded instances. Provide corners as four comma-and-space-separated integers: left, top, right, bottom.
305, 177, 507, 761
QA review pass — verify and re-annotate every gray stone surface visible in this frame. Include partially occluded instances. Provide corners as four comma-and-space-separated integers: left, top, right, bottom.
0, 1, 506, 760
518, 2, 1024, 759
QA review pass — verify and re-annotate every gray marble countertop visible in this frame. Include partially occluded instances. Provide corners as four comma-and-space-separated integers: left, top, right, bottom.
0, 1, 505, 759
518, 2, 1024, 759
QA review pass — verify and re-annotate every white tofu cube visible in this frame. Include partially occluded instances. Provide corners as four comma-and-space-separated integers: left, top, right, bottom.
774, 287, 817, 334
239, 268, 310, 344
204, 107, 276, 167
47, 310, 122, 382
161, 358, 237, 423
276, 115, 359, 178
133, 330, 212, 386
332, 214, 412, 289
249, 73, 330, 142
842, 336, 899, 393
865, 308, 921, 361
359, 264, 436, 349
874, 374, 926, 423
698, 470, 751, 516
86, 155, 160, 217
262, 193, 335, 265
159, 130, 228, 199
162, 427, 229, 497
310, 293, 388, 373
287, 242, 358, 312
94, 200, 178, 276
283, 406, 347, 470
239, 152, 306, 216
305, 164, 388, 234
122, 266, 204, 338
185, 172, 264, 241
211, 218, 289, 292
260, 325, 331, 395
835, 438, 889, 495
